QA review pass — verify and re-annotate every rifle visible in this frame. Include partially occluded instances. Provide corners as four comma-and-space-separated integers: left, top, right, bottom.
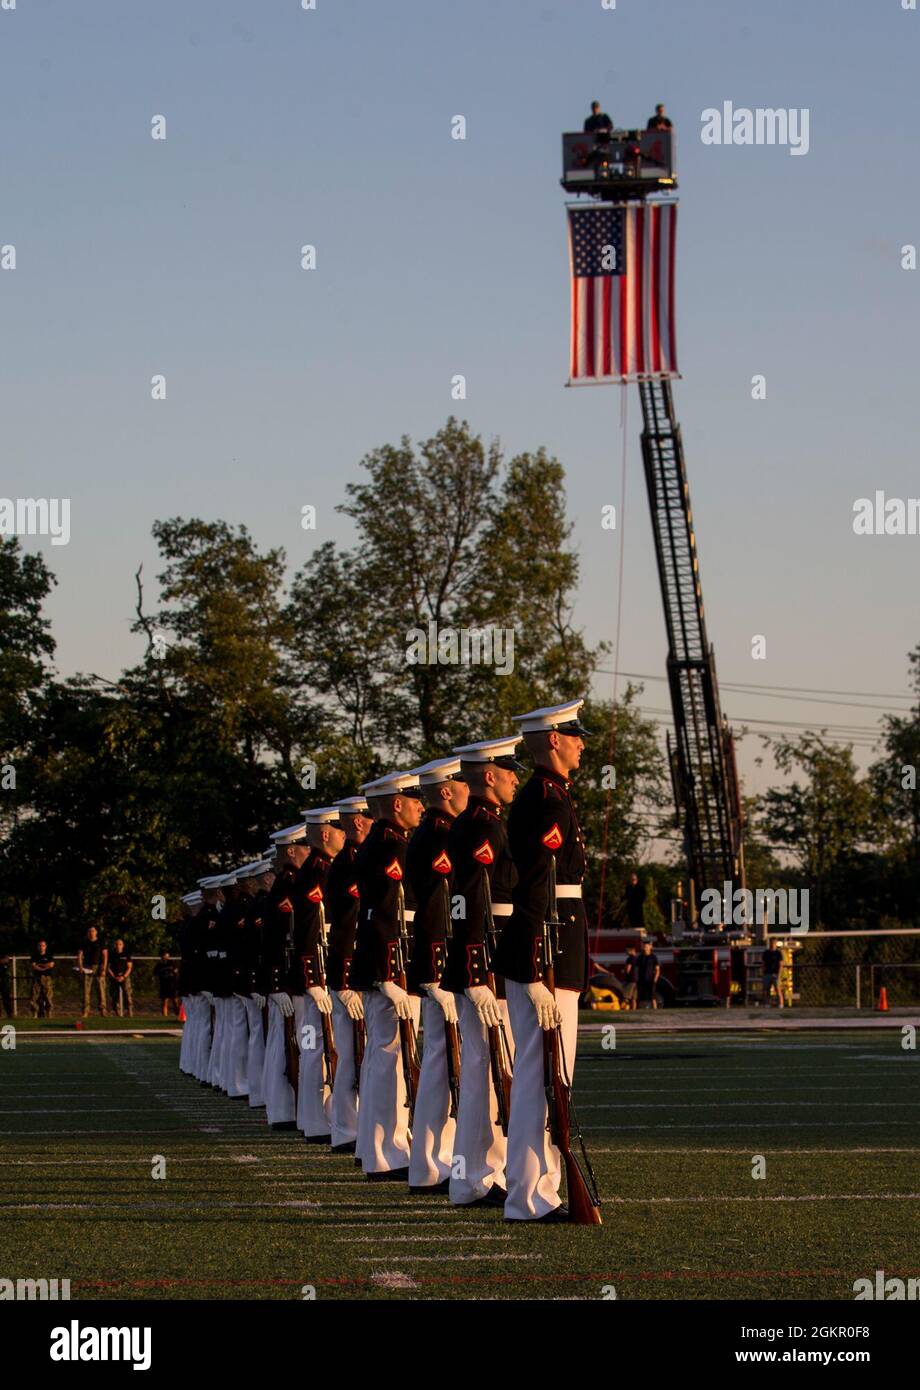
282, 901, 299, 1100
440, 878, 462, 1119
394, 884, 421, 1121
542, 862, 602, 1226
353, 1013, 366, 1093
482, 874, 514, 1136
316, 901, 338, 1089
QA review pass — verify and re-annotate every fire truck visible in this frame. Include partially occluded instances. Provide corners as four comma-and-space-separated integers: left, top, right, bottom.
588, 922, 797, 1009
562, 121, 796, 1006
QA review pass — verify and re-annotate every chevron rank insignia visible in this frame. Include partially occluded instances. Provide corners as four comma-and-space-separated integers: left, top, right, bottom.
277, 898, 294, 914
432, 851, 452, 875
348, 883, 359, 898
541, 824, 563, 851
307, 886, 323, 903
384, 858, 403, 881
473, 840, 495, 866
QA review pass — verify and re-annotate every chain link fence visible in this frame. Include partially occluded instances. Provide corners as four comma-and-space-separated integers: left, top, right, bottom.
4, 956, 181, 1018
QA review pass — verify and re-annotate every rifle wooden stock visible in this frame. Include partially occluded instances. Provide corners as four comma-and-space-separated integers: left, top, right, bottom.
440, 879, 462, 1120
542, 866, 602, 1227
353, 1017, 366, 1093
283, 1010, 300, 1097
481, 875, 514, 1134
316, 903, 338, 1089
445, 1017, 462, 1118
395, 886, 421, 1120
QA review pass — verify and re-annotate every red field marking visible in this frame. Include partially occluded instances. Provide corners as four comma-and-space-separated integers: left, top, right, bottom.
73, 1267, 920, 1291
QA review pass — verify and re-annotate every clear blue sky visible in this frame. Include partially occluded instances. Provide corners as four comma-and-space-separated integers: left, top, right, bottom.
3, 0, 919, 799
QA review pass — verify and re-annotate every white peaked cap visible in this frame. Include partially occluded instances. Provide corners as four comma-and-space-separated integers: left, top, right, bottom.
234, 861, 263, 880
181, 891, 202, 905
334, 796, 370, 814
216, 872, 238, 888
302, 807, 344, 826
360, 770, 423, 798
512, 698, 590, 736
197, 875, 225, 890
270, 822, 307, 845
257, 859, 275, 874
411, 755, 466, 787
453, 735, 524, 768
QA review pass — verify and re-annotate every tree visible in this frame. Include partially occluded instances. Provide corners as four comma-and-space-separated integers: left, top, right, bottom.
572, 689, 671, 935
287, 419, 603, 763
0, 535, 56, 763
756, 733, 873, 925
870, 642, 920, 862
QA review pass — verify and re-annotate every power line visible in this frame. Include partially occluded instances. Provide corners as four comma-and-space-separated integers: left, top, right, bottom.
597, 668, 916, 712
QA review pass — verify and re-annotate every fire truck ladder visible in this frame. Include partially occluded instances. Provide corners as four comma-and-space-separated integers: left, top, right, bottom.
638, 377, 744, 912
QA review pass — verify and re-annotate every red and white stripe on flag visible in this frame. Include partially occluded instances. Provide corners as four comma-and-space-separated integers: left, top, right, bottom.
568, 201, 678, 384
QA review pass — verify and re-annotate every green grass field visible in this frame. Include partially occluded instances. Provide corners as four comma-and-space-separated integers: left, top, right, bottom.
1, 1023, 918, 1301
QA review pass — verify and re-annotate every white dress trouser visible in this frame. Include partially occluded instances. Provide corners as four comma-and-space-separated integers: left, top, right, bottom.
330, 993, 359, 1146
243, 996, 266, 1107
179, 996, 195, 1073
221, 995, 250, 1097
449, 994, 514, 1204
356, 989, 421, 1175
408, 995, 456, 1187
295, 994, 332, 1137
194, 997, 213, 1082
207, 996, 226, 1088
262, 997, 296, 1126
503, 983, 579, 1221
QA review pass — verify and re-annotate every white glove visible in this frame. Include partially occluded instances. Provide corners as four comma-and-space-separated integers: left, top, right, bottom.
378, 980, 412, 1019
201, 990, 214, 1005
526, 981, 561, 1031
465, 984, 501, 1028
269, 990, 294, 1017
425, 983, 458, 1024
308, 985, 333, 1016
337, 989, 364, 1021
251, 993, 266, 1009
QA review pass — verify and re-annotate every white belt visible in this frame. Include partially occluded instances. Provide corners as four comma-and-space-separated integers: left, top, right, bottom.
403, 909, 415, 922
556, 885, 582, 899
491, 903, 513, 917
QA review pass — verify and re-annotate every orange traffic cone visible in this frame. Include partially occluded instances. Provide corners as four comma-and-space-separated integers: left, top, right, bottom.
876, 986, 889, 1012
178, 1003, 186, 1022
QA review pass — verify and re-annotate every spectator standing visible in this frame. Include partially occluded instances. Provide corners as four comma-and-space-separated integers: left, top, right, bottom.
154, 947, 180, 1017
646, 103, 673, 131
107, 938, 133, 1017
622, 945, 638, 1011
635, 940, 660, 1009
30, 940, 55, 1018
761, 944, 785, 1008
78, 926, 107, 1017
0, 936, 13, 1017
624, 871, 646, 929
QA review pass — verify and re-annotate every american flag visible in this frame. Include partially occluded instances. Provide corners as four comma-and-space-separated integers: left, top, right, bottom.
568, 202, 678, 384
